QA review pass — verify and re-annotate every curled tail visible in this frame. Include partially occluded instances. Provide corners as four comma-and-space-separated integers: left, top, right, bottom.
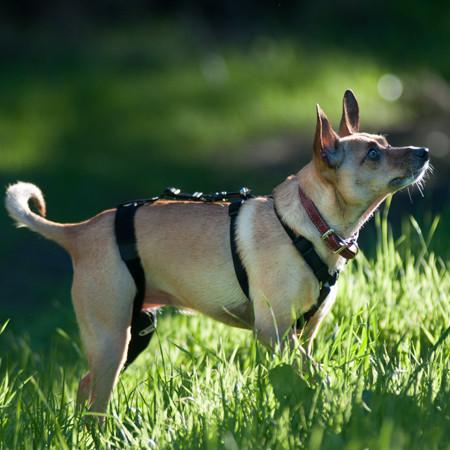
5, 182, 69, 249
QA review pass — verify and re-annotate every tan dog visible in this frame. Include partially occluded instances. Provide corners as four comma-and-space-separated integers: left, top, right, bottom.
5, 90, 429, 415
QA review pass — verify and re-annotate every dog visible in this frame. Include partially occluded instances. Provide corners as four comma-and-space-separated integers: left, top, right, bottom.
5, 90, 429, 415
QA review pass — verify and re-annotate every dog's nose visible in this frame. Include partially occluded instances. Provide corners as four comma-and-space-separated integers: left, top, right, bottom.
412, 147, 429, 160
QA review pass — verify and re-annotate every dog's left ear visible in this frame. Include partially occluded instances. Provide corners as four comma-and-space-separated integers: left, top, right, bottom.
339, 89, 360, 137
314, 104, 341, 168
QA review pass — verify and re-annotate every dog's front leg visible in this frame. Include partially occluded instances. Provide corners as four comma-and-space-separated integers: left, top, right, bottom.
252, 281, 337, 356
252, 291, 297, 351
302, 288, 338, 355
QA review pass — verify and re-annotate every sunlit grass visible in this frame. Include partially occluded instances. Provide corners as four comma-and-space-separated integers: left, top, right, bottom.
1, 211, 449, 449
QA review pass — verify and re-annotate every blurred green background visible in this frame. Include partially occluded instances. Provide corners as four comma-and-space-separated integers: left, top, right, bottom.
0, 1, 449, 344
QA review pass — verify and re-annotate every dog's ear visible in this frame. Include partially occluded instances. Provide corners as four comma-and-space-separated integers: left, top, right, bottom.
314, 104, 341, 168
339, 89, 360, 136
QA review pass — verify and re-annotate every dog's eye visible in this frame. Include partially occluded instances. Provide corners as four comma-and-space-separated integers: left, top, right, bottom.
367, 148, 380, 161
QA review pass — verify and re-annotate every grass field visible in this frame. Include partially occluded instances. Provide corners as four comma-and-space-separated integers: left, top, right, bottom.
0, 206, 449, 450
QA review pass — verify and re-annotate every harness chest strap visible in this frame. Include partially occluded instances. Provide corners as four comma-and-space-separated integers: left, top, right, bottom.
228, 200, 250, 299
272, 205, 339, 326
229, 199, 340, 326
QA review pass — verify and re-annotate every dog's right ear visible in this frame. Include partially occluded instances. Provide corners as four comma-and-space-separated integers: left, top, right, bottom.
339, 89, 360, 136
314, 104, 341, 168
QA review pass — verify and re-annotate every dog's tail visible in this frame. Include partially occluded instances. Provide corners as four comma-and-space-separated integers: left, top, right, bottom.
5, 182, 71, 250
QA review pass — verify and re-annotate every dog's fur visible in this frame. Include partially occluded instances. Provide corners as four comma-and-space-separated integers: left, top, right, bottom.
5, 91, 429, 414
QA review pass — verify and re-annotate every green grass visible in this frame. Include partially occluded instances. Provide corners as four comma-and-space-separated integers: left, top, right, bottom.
1, 209, 449, 449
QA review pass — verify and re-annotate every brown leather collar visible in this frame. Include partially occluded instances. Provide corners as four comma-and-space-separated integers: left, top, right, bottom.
298, 186, 359, 260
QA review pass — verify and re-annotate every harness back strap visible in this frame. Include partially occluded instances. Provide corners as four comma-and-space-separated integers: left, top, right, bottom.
115, 201, 156, 369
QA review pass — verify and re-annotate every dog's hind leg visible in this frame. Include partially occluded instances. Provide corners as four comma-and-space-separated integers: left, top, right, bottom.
87, 327, 130, 415
71, 262, 135, 416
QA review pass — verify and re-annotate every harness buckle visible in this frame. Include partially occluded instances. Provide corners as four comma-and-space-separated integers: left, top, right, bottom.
138, 321, 156, 336
165, 187, 180, 197
239, 187, 251, 199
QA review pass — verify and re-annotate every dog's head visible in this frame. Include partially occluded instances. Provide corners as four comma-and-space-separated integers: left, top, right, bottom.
313, 90, 430, 207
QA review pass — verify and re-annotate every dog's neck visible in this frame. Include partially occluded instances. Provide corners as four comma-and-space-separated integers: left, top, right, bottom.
274, 163, 386, 243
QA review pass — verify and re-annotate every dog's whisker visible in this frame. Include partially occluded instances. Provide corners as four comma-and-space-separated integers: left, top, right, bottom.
416, 180, 425, 198
407, 187, 413, 204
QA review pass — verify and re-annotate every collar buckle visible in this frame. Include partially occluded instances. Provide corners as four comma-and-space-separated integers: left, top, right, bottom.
321, 229, 335, 240
333, 244, 347, 255
333, 239, 359, 256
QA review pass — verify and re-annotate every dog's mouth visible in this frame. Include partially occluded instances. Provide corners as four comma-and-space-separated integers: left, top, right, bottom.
389, 162, 430, 189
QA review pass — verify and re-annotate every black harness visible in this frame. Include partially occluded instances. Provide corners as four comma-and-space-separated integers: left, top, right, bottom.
115, 187, 339, 368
